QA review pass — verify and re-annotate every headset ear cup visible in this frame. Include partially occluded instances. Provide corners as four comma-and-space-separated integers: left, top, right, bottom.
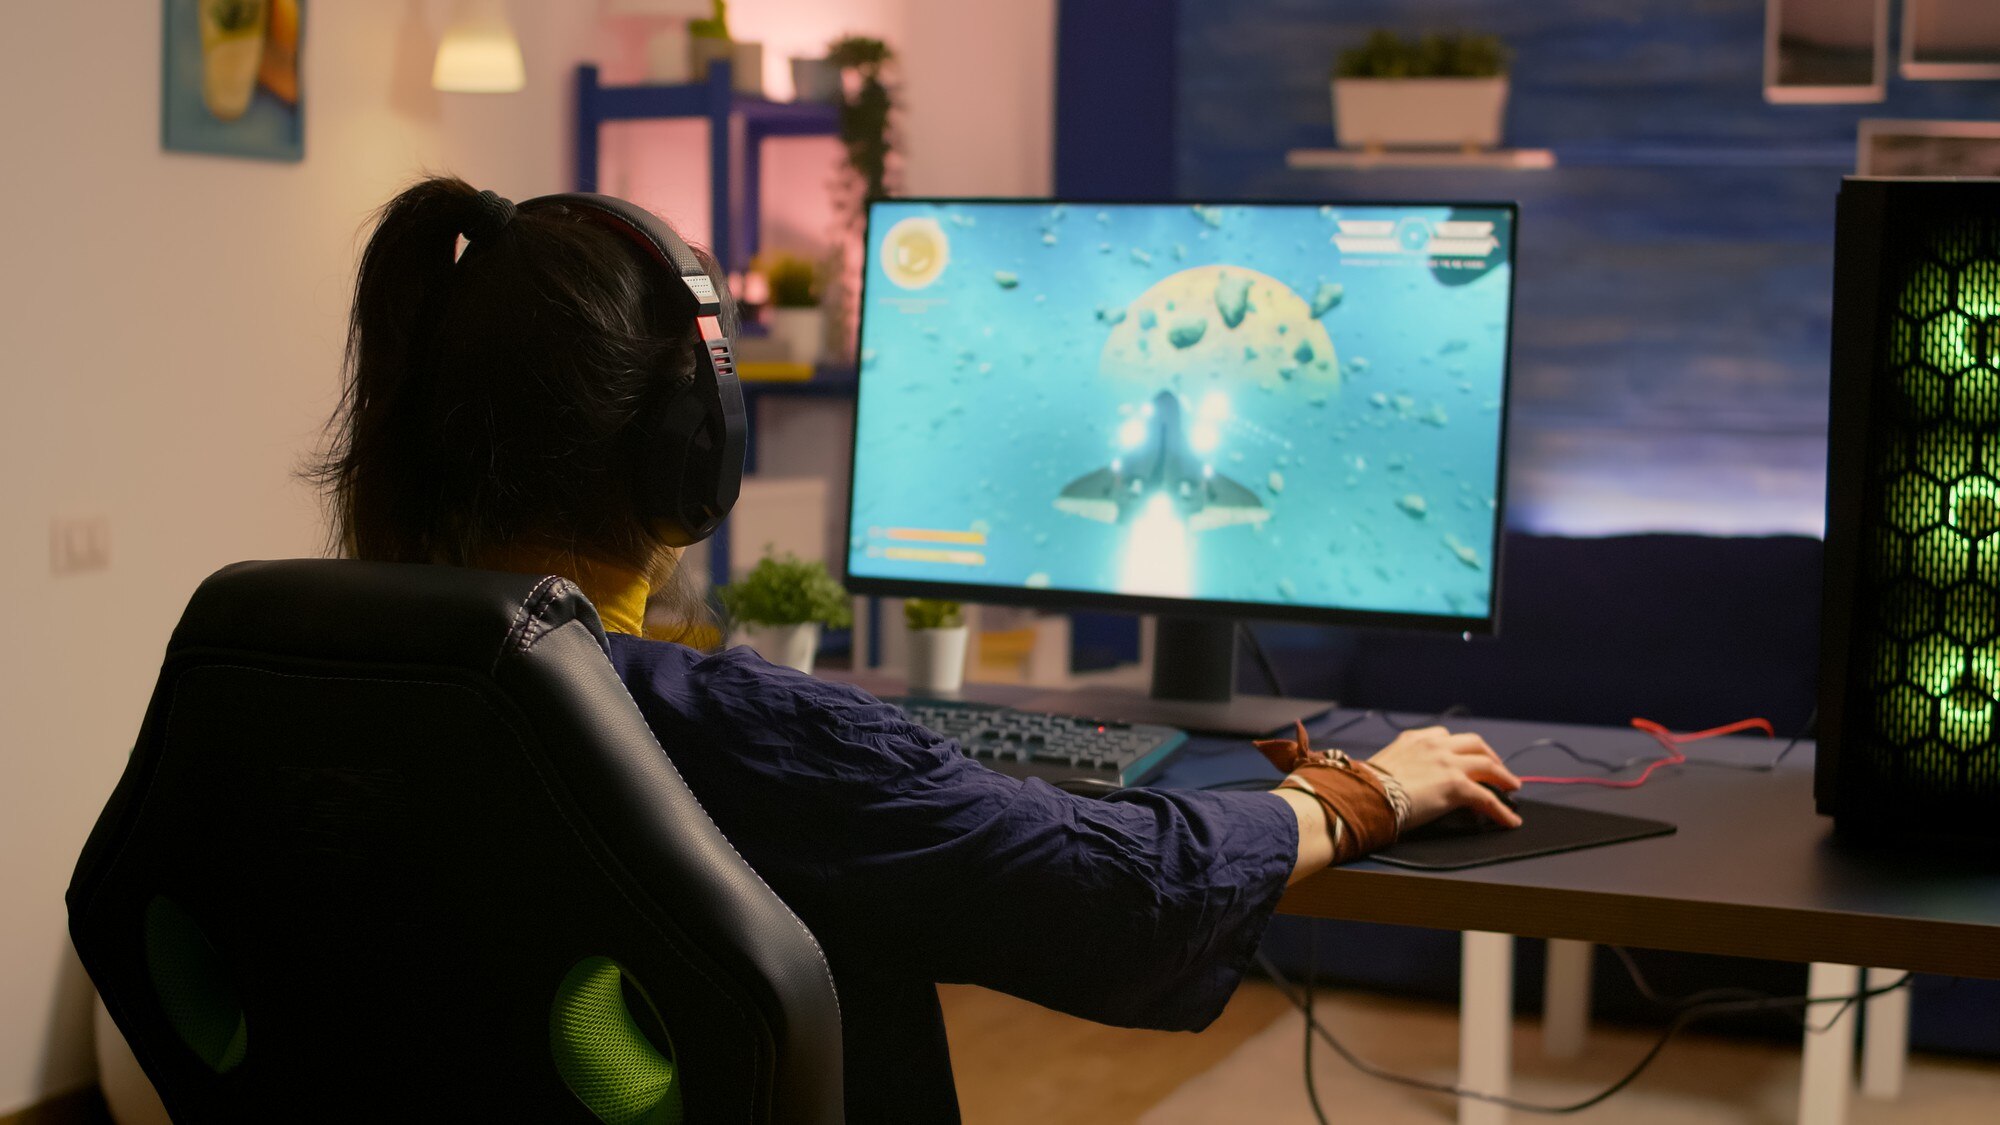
645, 390, 719, 548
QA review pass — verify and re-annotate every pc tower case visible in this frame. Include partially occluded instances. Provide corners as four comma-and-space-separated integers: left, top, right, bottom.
1820, 178, 2000, 839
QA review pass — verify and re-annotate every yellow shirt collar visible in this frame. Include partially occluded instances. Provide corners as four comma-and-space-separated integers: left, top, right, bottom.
480, 548, 651, 637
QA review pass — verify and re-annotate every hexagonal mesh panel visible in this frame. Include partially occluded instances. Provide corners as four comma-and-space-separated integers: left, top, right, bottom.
1851, 214, 2000, 807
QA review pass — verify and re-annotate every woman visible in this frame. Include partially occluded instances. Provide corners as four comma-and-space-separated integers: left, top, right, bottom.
316, 176, 1523, 1121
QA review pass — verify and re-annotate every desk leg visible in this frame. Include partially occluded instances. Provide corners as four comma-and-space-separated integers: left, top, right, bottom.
1860, 968, 1910, 1101
1460, 931, 1513, 1125
1799, 962, 1859, 1125
1540, 939, 1592, 1061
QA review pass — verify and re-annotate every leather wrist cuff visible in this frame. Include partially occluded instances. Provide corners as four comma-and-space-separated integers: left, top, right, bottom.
1255, 720, 1401, 863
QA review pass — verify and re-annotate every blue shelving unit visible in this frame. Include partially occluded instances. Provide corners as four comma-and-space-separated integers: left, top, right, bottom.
705, 364, 859, 596
575, 66, 865, 657
572, 63, 841, 273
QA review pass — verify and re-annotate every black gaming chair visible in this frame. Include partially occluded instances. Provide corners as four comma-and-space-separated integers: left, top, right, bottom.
67, 560, 843, 1123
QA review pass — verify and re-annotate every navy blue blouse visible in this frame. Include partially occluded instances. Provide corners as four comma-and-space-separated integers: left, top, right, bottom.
605, 635, 1299, 1122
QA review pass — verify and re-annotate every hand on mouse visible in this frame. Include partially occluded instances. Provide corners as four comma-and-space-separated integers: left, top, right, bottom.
1365, 726, 1524, 831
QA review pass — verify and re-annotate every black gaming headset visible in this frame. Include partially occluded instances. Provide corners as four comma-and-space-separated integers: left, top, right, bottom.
519, 192, 747, 548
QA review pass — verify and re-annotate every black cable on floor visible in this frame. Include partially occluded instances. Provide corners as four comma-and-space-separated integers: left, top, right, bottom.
1263, 947, 1912, 1116
1302, 924, 1330, 1125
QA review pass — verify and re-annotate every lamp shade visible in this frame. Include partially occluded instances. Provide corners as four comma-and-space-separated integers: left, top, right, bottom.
434, 0, 526, 93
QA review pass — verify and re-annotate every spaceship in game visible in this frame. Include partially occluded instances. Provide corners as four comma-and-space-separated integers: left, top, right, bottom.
1055, 390, 1271, 533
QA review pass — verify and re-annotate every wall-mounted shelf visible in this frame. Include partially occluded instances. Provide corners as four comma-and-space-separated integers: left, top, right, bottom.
1287, 143, 1874, 172
1901, 0, 2000, 80
1286, 148, 1556, 171
572, 63, 841, 272
1764, 0, 1890, 104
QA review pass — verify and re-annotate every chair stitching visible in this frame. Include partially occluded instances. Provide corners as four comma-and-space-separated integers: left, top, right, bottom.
498, 575, 565, 672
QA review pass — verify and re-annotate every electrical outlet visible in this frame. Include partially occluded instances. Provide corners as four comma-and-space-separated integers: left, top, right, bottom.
50, 516, 111, 576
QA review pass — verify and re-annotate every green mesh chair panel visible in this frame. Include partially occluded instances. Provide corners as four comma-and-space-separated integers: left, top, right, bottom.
142, 896, 248, 1074
1857, 217, 2000, 805
552, 957, 684, 1125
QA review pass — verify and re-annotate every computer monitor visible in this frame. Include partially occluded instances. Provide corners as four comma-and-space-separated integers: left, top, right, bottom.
844, 199, 1517, 731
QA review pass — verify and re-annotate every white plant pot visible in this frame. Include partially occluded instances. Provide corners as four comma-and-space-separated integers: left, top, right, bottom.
689, 36, 733, 82
738, 622, 820, 674
907, 626, 970, 697
729, 41, 765, 95
642, 24, 694, 84
791, 57, 841, 104
1332, 77, 1509, 150
766, 306, 825, 364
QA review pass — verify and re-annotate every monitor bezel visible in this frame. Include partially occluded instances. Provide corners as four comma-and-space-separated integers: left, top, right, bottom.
839, 196, 1519, 636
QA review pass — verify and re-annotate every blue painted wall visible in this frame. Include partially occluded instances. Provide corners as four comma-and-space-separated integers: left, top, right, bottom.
1174, 0, 2000, 534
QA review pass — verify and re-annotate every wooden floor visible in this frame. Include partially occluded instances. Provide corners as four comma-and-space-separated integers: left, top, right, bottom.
940, 980, 1294, 1124
944, 982, 2000, 1125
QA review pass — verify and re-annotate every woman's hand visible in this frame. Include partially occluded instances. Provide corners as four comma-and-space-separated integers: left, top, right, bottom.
1366, 726, 1523, 830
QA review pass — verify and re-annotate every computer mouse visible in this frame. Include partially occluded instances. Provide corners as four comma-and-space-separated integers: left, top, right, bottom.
1406, 783, 1518, 839
1053, 776, 1122, 798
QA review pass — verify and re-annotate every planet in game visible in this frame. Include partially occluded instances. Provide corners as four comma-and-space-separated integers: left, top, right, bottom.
1098, 265, 1339, 392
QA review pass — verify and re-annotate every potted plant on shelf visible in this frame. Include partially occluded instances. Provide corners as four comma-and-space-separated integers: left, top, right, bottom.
904, 599, 969, 696
687, 0, 762, 96
602, 0, 711, 84
828, 35, 896, 206
790, 54, 841, 104
1332, 30, 1511, 152
718, 550, 851, 675
759, 251, 824, 364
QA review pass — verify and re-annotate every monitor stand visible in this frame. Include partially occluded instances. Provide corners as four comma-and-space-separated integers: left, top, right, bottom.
1022, 617, 1335, 737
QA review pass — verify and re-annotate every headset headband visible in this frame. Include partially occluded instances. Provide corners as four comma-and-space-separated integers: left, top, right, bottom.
520, 192, 746, 546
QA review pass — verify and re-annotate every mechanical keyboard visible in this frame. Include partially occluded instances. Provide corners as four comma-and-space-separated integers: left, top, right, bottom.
891, 697, 1188, 787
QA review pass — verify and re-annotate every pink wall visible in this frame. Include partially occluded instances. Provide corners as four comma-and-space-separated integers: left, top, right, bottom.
597, 0, 1055, 267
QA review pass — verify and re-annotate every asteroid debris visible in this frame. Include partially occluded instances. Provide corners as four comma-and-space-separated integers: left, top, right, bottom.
1169, 317, 1209, 349
1311, 281, 1344, 318
1215, 272, 1252, 328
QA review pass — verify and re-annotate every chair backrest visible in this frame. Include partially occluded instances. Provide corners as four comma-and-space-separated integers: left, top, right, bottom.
68, 560, 843, 1123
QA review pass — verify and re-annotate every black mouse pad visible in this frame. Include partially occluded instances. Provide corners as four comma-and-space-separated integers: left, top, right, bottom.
1372, 799, 1675, 870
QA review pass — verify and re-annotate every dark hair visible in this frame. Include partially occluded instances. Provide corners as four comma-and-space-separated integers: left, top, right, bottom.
312, 175, 735, 570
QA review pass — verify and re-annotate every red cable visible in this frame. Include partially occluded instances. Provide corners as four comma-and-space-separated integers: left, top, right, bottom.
1515, 716, 1774, 789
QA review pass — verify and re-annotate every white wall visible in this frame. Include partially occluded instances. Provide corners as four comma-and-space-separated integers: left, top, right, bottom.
0, 1, 604, 1112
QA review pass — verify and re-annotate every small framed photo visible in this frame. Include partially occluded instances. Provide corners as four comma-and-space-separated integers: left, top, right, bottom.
1901, 0, 2000, 80
1764, 0, 1889, 104
162, 0, 306, 162
1857, 119, 2000, 178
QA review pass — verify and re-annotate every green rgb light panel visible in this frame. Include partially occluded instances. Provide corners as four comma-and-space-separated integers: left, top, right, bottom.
1865, 220, 2000, 798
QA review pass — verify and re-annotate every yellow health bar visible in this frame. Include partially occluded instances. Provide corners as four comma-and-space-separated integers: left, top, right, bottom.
886, 527, 987, 545
882, 547, 987, 566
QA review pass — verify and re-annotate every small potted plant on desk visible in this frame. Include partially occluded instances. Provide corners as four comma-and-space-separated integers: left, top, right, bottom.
904, 598, 969, 697
718, 550, 852, 675
1332, 29, 1511, 152
759, 251, 824, 364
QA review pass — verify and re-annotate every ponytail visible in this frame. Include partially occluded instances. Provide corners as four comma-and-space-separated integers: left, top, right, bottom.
315, 177, 500, 561
310, 175, 714, 570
